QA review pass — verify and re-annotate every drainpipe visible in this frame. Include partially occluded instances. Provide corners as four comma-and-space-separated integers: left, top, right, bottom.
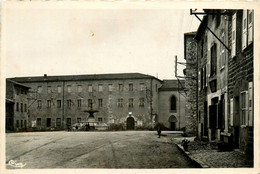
196, 40, 199, 137
150, 78, 153, 126
62, 81, 65, 129
178, 80, 181, 130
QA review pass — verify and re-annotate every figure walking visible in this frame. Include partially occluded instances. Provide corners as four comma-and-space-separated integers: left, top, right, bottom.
157, 126, 161, 138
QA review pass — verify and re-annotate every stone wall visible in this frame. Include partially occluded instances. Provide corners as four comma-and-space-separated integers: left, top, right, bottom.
184, 32, 197, 135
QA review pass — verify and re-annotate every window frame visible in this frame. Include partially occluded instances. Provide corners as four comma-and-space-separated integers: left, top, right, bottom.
67, 85, 71, 93
57, 100, 62, 108
129, 98, 134, 108
56, 118, 61, 127
139, 98, 145, 107
119, 84, 123, 92
129, 83, 133, 91
98, 84, 103, 92
77, 99, 82, 108
37, 100, 42, 109
231, 13, 236, 58
88, 99, 93, 108
57, 85, 61, 93
47, 100, 52, 108
67, 99, 72, 109
47, 86, 52, 94
77, 85, 82, 93
37, 118, 42, 127
118, 98, 123, 107
170, 95, 177, 113
88, 84, 93, 92
98, 98, 103, 108
16, 102, 19, 112
108, 84, 113, 92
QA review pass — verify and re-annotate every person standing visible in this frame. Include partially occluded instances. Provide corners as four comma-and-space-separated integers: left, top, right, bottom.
157, 126, 161, 138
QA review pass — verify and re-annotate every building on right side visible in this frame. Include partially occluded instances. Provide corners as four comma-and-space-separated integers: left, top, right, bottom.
190, 9, 254, 157
228, 9, 254, 157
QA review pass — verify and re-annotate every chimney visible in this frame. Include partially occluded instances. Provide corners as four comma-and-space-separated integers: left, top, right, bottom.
44, 74, 47, 81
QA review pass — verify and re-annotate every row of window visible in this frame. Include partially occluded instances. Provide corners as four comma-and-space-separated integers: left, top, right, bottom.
37, 98, 146, 109
231, 10, 253, 57
37, 83, 149, 94
36, 117, 104, 127
16, 120, 27, 128
201, 10, 253, 84
16, 88, 28, 96
16, 102, 27, 112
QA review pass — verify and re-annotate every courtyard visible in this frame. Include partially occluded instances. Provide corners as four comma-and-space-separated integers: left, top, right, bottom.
6, 131, 200, 169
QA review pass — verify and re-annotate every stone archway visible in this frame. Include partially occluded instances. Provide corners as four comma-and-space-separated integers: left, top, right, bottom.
168, 115, 177, 131
126, 117, 135, 130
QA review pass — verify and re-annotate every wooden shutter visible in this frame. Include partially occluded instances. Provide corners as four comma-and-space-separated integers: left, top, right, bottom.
231, 13, 236, 58
198, 71, 201, 91
245, 91, 249, 126
242, 10, 248, 50
248, 82, 253, 127
230, 98, 234, 126
201, 67, 205, 89
204, 66, 207, 88
206, 63, 209, 87
248, 10, 253, 44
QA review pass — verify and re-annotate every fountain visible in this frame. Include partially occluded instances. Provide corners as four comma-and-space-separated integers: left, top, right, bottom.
84, 101, 99, 130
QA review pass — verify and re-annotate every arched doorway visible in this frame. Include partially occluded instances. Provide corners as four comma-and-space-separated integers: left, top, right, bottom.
168, 115, 177, 130
126, 117, 135, 130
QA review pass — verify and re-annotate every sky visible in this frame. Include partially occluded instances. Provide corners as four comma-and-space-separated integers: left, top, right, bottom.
2, 3, 200, 80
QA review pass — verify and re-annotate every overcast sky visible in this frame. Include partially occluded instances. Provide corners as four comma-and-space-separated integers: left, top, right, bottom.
2, 3, 200, 80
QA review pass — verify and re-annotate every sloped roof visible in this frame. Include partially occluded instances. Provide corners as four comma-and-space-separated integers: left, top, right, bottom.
159, 79, 185, 91
184, 31, 197, 36
6, 79, 31, 88
9, 73, 162, 83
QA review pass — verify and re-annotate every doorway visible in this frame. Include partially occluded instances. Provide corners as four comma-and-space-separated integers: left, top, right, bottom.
233, 96, 240, 148
46, 118, 51, 127
126, 117, 135, 130
170, 122, 176, 130
168, 115, 177, 130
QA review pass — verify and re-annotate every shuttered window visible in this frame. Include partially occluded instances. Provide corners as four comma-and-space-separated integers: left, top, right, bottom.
242, 10, 248, 50
241, 91, 248, 126
198, 71, 201, 91
248, 82, 253, 127
210, 44, 217, 76
230, 98, 234, 126
220, 32, 226, 68
231, 13, 236, 58
248, 10, 253, 44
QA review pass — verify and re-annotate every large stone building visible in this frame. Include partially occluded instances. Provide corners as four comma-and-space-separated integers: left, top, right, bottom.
6, 73, 186, 131
190, 9, 254, 156
6, 79, 30, 132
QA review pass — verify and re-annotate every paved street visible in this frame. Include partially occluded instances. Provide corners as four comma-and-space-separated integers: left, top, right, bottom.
6, 131, 200, 169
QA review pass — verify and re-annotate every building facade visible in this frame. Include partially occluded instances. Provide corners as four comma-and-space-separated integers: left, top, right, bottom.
228, 10, 254, 156
158, 80, 186, 130
6, 79, 30, 132
191, 9, 254, 156
7, 73, 185, 131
